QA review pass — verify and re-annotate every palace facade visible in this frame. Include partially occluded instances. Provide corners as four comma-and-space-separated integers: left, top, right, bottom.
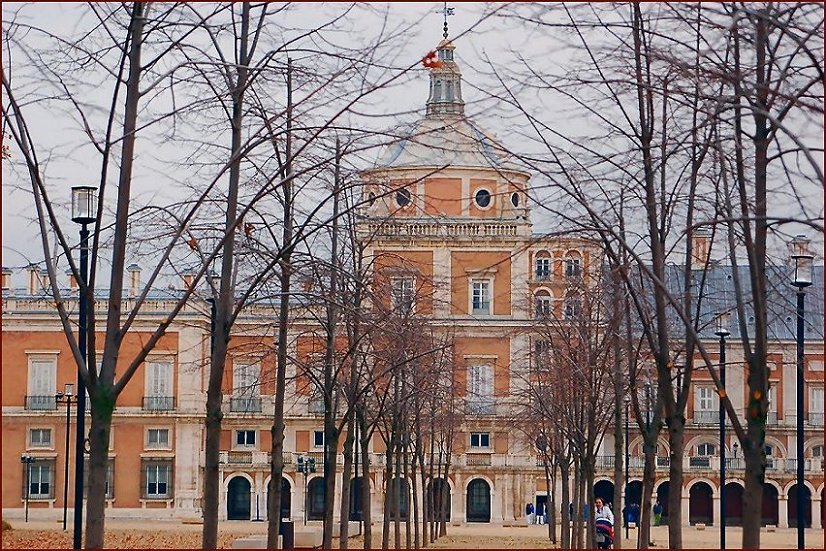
2, 39, 823, 530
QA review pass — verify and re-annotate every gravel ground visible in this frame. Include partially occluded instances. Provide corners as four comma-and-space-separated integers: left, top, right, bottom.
1, 520, 823, 549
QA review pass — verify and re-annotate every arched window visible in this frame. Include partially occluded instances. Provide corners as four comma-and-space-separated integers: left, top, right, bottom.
534, 253, 551, 281
445, 81, 454, 101
564, 294, 581, 320
534, 291, 552, 318
434, 80, 442, 101
565, 255, 582, 278
696, 443, 716, 456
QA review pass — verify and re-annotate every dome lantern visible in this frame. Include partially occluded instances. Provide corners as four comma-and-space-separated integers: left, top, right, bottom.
426, 40, 464, 118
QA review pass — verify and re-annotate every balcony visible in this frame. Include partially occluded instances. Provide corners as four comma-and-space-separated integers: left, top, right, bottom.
693, 410, 717, 425
230, 396, 262, 413
656, 456, 671, 469
466, 454, 492, 467
725, 457, 746, 470
25, 395, 57, 410
308, 397, 325, 414
220, 450, 271, 467
466, 399, 495, 416
784, 458, 823, 473
142, 396, 175, 411
809, 413, 824, 426
688, 456, 712, 469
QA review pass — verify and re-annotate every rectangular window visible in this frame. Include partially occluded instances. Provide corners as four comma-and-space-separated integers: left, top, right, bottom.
391, 277, 415, 314
233, 361, 261, 397
810, 387, 824, 413
563, 296, 581, 320
145, 360, 173, 410
470, 432, 491, 448
147, 428, 170, 448
29, 428, 52, 448
534, 295, 552, 317
468, 364, 494, 414
26, 460, 54, 499
534, 257, 551, 280
697, 386, 715, 410
27, 358, 56, 410
235, 430, 256, 447
83, 459, 115, 499
533, 340, 552, 371
565, 258, 582, 278
313, 430, 325, 448
143, 461, 172, 499
471, 279, 491, 315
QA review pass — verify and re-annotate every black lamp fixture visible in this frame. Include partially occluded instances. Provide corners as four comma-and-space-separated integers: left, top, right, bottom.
20, 454, 35, 523
71, 186, 97, 225
55, 383, 75, 531
715, 312, 730, 549
790, 234, 812, 550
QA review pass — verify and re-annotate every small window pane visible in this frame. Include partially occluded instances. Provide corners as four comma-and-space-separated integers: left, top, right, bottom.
30, 428, 52, 447
313, 430, 325, 448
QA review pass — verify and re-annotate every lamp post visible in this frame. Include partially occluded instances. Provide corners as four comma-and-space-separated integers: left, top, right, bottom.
71, 186, 96, 549
296, 455, 316, 526
21, 454, 34, 522
624, 394, 631, 540
715, 313, 730, 549
790, 234, 813, 549
56, 383, 76, 531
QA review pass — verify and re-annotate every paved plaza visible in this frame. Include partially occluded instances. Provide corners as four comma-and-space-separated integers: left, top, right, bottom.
1, 519, 824, 548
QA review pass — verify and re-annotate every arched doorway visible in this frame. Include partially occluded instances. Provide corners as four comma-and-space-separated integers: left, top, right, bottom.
689, 482, 713, 525
426, 478, 451, 521
307, 477, 325, 521
761, 483, 779, 526
656, 481, 670, 524
387, 478, 410, 520
594, 480, 614, 509
724, 482, 744, 526
280, 477, 291, 520
227, 476, 251, 520
466, 479, 491, 523
788, 484, 812, 528
349, 477, 365, 521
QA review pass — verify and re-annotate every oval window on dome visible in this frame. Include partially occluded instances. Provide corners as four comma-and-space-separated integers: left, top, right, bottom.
510, 192, 519, 207
396, 188, 411, 208
474, 189, 492, 209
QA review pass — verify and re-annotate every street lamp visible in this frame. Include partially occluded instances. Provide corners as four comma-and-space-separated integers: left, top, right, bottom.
71, 185, 97, 550
790, 234, 813, 550
20, 454, 34, 522
296, 455, 316, 526
624, 393, 631, 540
55, 384, 76, 531
715, 312, 730, 549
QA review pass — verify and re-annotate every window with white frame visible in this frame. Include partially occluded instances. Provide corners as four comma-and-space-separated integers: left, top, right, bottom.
27, 357, 56, 410
313, 430, 325, 448
143, 460, 172, 499
233, 361, 261, 397
471, 279, 491, 315
534, 256, 551, 281
563, 294, 581, 320
147, 428, 170, 449
810, 386, 824, 425
696, 443, 716, 456
534, 291, 552, 318
468, 364, 494, 414
811, 445, 823, 458
470, 432, 491, 449
26, 459, 54, 499
235, 430, 256, 448
564, 257, 582, 278
29, 428, 52, 448
145, 360, 173, 410
391, 277, 415, 314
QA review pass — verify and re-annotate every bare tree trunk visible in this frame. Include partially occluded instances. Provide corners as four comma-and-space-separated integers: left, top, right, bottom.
267, 56, 293, 549
359, 411, 373, 549
638, 447, 656, 549
560, 461, 571, 550
85, 400, 115, 548
666, 417, 685, 549
572, 457, 582, 549
340, 418, 356, 549
382, 444, 393, 550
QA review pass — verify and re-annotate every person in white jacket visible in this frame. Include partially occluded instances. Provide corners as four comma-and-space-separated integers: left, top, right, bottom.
594, 498, 614, 525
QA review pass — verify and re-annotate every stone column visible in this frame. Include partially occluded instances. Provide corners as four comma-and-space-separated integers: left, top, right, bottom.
681, 490, 691, 527
812, 496, 822, 530
453, 472, 464, 525
779, 495, 789, 528
712, 495, 720, 527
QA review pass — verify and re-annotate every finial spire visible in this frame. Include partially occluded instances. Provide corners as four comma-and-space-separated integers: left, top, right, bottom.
442, 2, 454, 39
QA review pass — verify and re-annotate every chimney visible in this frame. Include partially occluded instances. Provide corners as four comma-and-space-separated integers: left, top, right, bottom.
27, 264, 40, 294
1, 267, 12, 291
182, 270, 195, 290
66, 269, 78, 291
127, 264, 141, 297
39, 269, 50, 292
691, 229, 712, 270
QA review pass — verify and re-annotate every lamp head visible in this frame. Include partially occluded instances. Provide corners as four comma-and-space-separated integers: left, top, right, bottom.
71, 186, 98, 225
715, 311, 731, 337
790, 234, 814, 289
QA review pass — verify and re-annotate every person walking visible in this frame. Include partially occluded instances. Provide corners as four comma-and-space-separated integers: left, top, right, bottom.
526, 502, 535, 526
653, 499, 663, 526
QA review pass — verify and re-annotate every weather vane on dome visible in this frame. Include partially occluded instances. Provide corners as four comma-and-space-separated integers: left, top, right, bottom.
440, 2, 455, 40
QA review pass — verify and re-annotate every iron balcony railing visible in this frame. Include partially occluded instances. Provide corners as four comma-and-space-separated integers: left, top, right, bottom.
25, 395, 57, 410
142, 396, 175, 411
693, 410, 717, 425
230, 396, 262, 413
